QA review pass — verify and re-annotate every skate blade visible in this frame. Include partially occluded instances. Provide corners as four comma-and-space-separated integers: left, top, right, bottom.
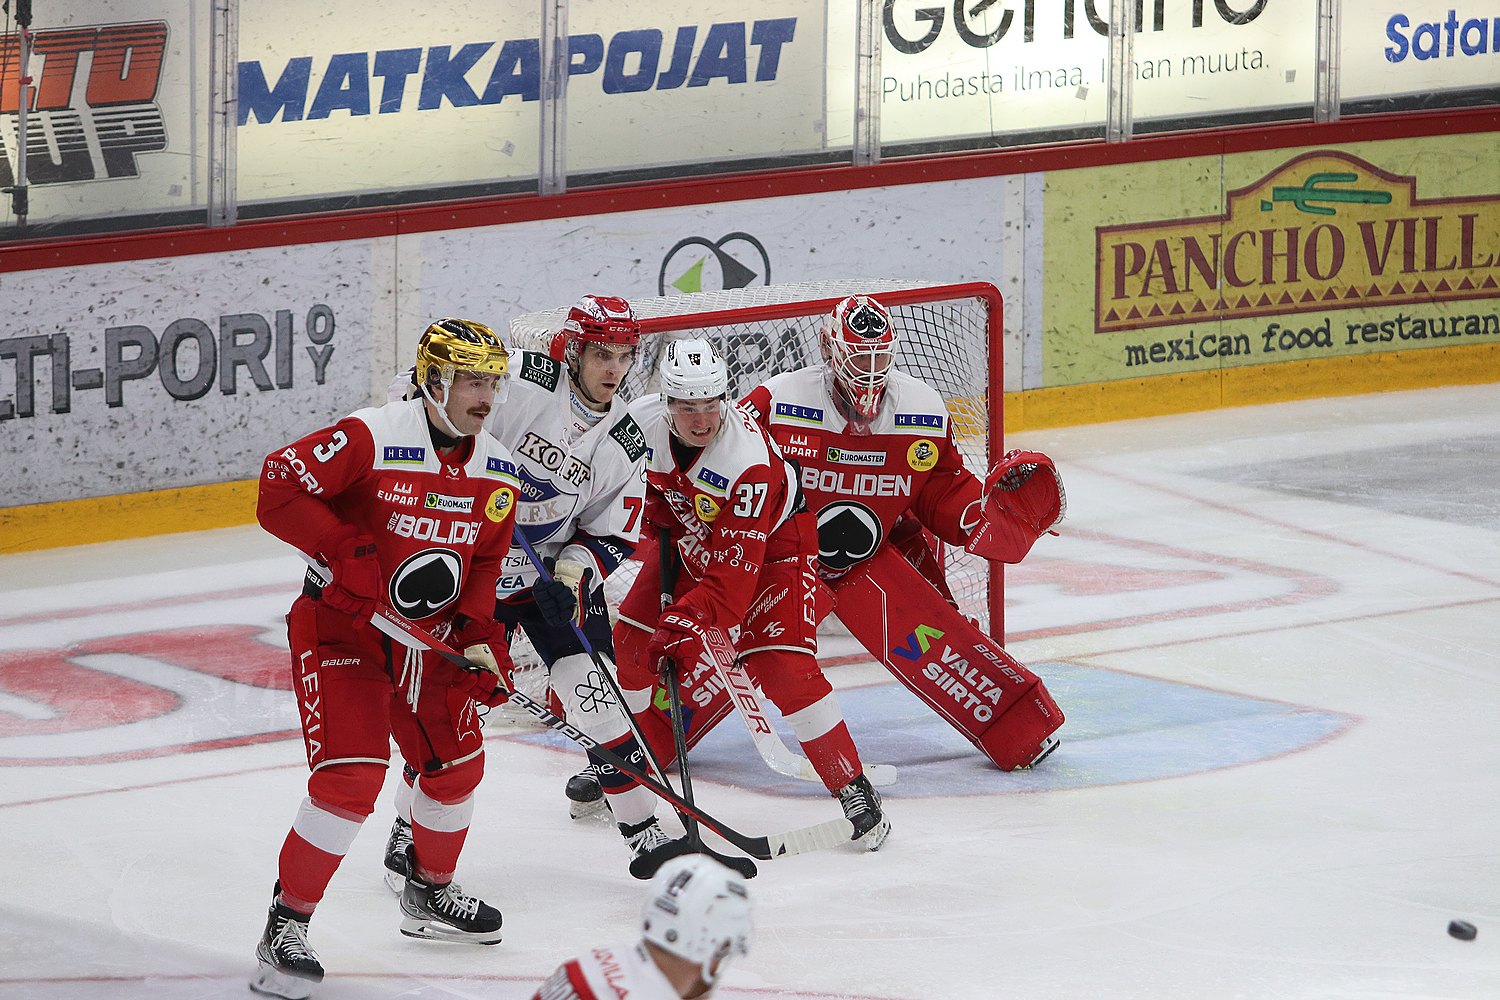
399, 917, 502, 945
383, 868, 406, 893
250, 963, 319, 1000
1016, 736, 1060, 770
568, 796, 609, 821
855, 816, 892, 852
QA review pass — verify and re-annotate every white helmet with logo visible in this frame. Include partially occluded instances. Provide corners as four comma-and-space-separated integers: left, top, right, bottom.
659, 338, 729, 401
641, 855, 752, 988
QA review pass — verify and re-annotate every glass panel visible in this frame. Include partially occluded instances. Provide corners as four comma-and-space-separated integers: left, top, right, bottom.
1341, 2, 1500, 115
0, 0, 208, 240
875, 0, 1111, 156
235, 0, 541, 217
1132, 0, 1317, 135
564, 0, 840, 187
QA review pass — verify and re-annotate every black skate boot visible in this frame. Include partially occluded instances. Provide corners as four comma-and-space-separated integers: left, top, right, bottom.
565, 763, 607, 820
621, 816, 759, 881
835, 773, 891, 851
382, 816, 413, 892
249, 884, 324, 1000
399, 846, 502, 944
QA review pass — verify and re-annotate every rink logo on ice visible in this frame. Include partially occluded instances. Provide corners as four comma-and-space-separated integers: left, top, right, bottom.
0, 21, 170, 188
238, 20, 799, 124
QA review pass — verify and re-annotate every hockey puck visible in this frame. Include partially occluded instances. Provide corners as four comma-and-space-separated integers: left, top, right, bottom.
1448, 920, 1477, 941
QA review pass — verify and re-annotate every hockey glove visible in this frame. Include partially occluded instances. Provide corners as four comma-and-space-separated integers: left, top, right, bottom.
531, 558, 592, 628
317, 528, 383, 623
450, 616, 515, 707
647, 603, 708, 676
964, 450, 1067, 563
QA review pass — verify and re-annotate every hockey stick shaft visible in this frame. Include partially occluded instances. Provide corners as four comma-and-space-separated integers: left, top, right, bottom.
368, 605, 853, 860
657, 529, 701, 847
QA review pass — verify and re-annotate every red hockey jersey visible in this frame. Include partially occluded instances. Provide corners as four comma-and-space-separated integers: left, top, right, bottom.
742, 366, 980, 579
258, 398, 520, 628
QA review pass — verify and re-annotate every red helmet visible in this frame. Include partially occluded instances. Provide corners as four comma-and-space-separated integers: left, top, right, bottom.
556, 294, 641, 367
820, 295, 896, 420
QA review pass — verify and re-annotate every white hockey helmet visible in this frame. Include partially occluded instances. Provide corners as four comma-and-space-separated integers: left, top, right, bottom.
820, 294, 897, 421
659, 338, 729, 401
641, 855, 753, 987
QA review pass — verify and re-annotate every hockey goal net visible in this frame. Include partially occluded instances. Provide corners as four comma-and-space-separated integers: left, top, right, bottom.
501, 280, 1005, 685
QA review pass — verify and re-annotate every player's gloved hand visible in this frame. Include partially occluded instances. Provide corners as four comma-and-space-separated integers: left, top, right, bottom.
647, 602, 708, 676
531, 558, 592, 628
964, 450, 1066, 563
317, 527, 382, 623
450, 616, 515, 707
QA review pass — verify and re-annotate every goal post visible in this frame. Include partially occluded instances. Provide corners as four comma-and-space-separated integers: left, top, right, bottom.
508, 279, 1008, 637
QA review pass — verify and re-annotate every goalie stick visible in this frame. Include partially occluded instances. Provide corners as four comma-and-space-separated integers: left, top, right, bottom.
366, 603, 856, 861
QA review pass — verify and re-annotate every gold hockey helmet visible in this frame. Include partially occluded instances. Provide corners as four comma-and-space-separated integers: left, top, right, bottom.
416, 318, 510, 386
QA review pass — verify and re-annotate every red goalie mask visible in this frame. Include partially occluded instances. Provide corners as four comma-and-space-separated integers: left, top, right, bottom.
820, 295, 896, 421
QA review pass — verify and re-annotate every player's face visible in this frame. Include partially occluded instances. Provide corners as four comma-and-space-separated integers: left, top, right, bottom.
438, 371, 502, 436
667, 397, 724, 448
575, 342, 636, 409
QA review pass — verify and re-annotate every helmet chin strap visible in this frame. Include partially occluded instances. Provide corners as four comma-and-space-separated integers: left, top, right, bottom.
420, 379, 469, 439
569, 365, 607, 410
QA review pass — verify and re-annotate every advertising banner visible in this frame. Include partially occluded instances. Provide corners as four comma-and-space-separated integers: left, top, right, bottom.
1342, 3, 1500, 103
1041, 134, 1500, 385
0, 0, 206, 230
0, 242, 394, 505
236, 0, 827, 203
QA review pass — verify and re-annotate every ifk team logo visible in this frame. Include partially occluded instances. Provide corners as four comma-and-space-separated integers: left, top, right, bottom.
0, 21, 170, 187
658, 231, 772, 295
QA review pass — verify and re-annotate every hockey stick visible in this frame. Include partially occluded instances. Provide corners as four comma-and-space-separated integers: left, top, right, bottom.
656, 543, 899, 788
656, 528, 702, 849
367, 604, 855, 861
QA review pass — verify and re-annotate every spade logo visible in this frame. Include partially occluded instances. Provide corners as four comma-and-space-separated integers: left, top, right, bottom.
816, 501, 883, 572
389, 549, 463, 618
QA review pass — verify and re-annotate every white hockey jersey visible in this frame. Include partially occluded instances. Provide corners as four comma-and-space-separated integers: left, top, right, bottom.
486, 350, 647, 596
532, 941, 700, 1000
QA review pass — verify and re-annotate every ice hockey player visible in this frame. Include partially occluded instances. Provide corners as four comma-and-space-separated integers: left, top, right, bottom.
532, 855, 753, 1000
612, 338, 891, 851
378, 296, 682, 881
740, 293, 1067, 771
250, 319, 521, 999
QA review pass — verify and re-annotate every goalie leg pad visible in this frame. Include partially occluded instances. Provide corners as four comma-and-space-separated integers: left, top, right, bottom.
834, 546, 1064, 771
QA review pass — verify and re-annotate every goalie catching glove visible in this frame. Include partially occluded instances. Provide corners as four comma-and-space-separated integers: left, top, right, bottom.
647, 603, 709, 676
964, 449, 1066, 563
448, 615, 515, 707
530, 558, 592, 628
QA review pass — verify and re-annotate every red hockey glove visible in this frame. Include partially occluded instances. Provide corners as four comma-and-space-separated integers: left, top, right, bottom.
317, 528, 382, 623
647, 603, 708, 676
449, 616, 515, 708
531, 558, 592, 628
964, 450, 1066, 563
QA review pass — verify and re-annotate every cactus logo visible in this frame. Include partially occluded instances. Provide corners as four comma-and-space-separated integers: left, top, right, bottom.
891, 624, 944, 661
658, 231, 771, 295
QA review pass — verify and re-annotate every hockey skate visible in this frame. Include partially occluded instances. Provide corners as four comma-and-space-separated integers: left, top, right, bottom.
621, 817, 759, 881
399, 846, 503, 944
565, 763, 608, 820
382, 816, 414, 892
249, 885, 324, 1000
1017, 735, 1060, 770
836, 773, 891, 851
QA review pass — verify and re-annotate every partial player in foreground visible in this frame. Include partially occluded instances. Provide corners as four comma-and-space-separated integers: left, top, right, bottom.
378, 296, 673, 879
613, 339, 891, 851
741, 293, 1067, 770
250, 320, 521, 999
532, 855, 753, 1000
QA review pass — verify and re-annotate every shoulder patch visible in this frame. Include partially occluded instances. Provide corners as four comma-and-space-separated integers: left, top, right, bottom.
518, 351, 561, 392
609, 414, 648, 462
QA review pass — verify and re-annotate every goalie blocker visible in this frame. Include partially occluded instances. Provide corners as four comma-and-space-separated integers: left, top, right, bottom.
834, 546, 1062, 771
